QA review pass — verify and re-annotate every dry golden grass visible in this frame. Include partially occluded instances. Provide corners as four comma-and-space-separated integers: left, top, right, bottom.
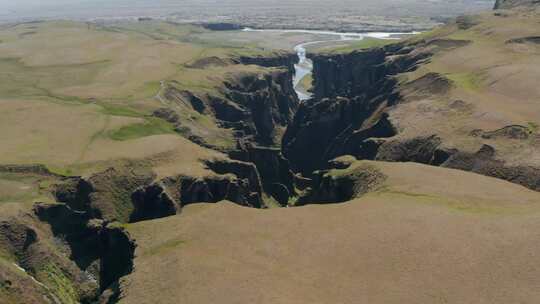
0, 98, 137, 167
0, 21, 268, 177
124, 161, 540, 304
0, 173, 54, 205
0, 21, 232, 100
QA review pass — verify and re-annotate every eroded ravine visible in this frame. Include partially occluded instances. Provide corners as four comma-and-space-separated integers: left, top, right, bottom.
11, 13, 540, 303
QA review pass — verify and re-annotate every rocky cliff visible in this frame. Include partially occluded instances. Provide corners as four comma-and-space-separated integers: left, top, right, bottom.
53, 159, 266, 225
221, 68, 299, 145
165, 53, 299, 150
282, 15, 540, 191
283, 44, 429, 175
229, 141, 296, 205
160, 53, 301, 202
234, 51, 298, 75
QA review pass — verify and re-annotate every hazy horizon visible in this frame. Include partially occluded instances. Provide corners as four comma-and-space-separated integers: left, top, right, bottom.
0, 0, 494, 25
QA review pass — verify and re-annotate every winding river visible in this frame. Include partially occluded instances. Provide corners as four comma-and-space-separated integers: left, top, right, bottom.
243, 28, 413, 100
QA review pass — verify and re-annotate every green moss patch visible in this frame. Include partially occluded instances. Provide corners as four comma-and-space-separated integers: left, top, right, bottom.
143, 238, 186, 257
527, 122, 539, 134
108, 117, 176, 141
37, 263, 79, 304
99, 103, 143, 118
372, 188, 533, 215
446, 72, 483, 91
0, 173, 54, 205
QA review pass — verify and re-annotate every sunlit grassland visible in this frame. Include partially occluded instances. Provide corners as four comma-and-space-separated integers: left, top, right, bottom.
0, 20, 262, 103
0, 20, 267, 174
108, 117, 176, 141
0, 173, 55, 205
446, 72, 484, 91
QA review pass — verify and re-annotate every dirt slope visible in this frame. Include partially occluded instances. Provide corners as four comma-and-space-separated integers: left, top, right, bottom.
122, 161, 540, 304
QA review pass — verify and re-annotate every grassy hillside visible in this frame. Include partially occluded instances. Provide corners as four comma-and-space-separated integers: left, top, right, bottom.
0, 21, 266, 177
124, 160, 540, 304
308, 37, 397, 54
394, 9, 540, 168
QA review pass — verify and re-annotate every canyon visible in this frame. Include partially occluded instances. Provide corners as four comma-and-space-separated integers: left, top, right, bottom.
1, 1, 540, 303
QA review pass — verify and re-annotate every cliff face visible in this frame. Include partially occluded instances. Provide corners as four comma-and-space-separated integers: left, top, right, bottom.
282, 12, 540, 192
0, 201, 138, 304
153, 51, 300, 203
283, 45, 429, 175
222, 68, 299, 145
230, 141, 296, 205
310, 49, 387, 100
53, 159, 266, 225
165, 53, 299, 150
234, 51, 298, 75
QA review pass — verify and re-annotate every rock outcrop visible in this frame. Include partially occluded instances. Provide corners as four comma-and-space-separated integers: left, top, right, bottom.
153, 51, 300, 204
310, 45, 429, 100
0, 164, 60, 176
0, 200, 137, 304
376, 135, 446, 165
218, 52, 299, 145
53, 160, 268, 225
130, 183, 177, 223
441, 145, 540, 191
0, 212, 101, 303
234, 51, 298, 74
34, 202, 136, 303
53, 167, 156, 223
163, 65, 299, 148
222, 69, 299, 145
229, 141, 296, 205
298, 157, 386, 205
167, 173, 264, 208
283, 44, 428, 175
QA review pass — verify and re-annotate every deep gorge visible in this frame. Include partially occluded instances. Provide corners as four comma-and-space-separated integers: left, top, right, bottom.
22, 21, 540, 303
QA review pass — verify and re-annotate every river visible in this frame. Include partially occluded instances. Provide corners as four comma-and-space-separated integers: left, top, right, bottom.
243, 28, 414, 100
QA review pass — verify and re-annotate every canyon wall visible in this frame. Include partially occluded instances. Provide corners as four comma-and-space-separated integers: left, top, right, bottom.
282, 34, 540, 192
283, 44, 429, 175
